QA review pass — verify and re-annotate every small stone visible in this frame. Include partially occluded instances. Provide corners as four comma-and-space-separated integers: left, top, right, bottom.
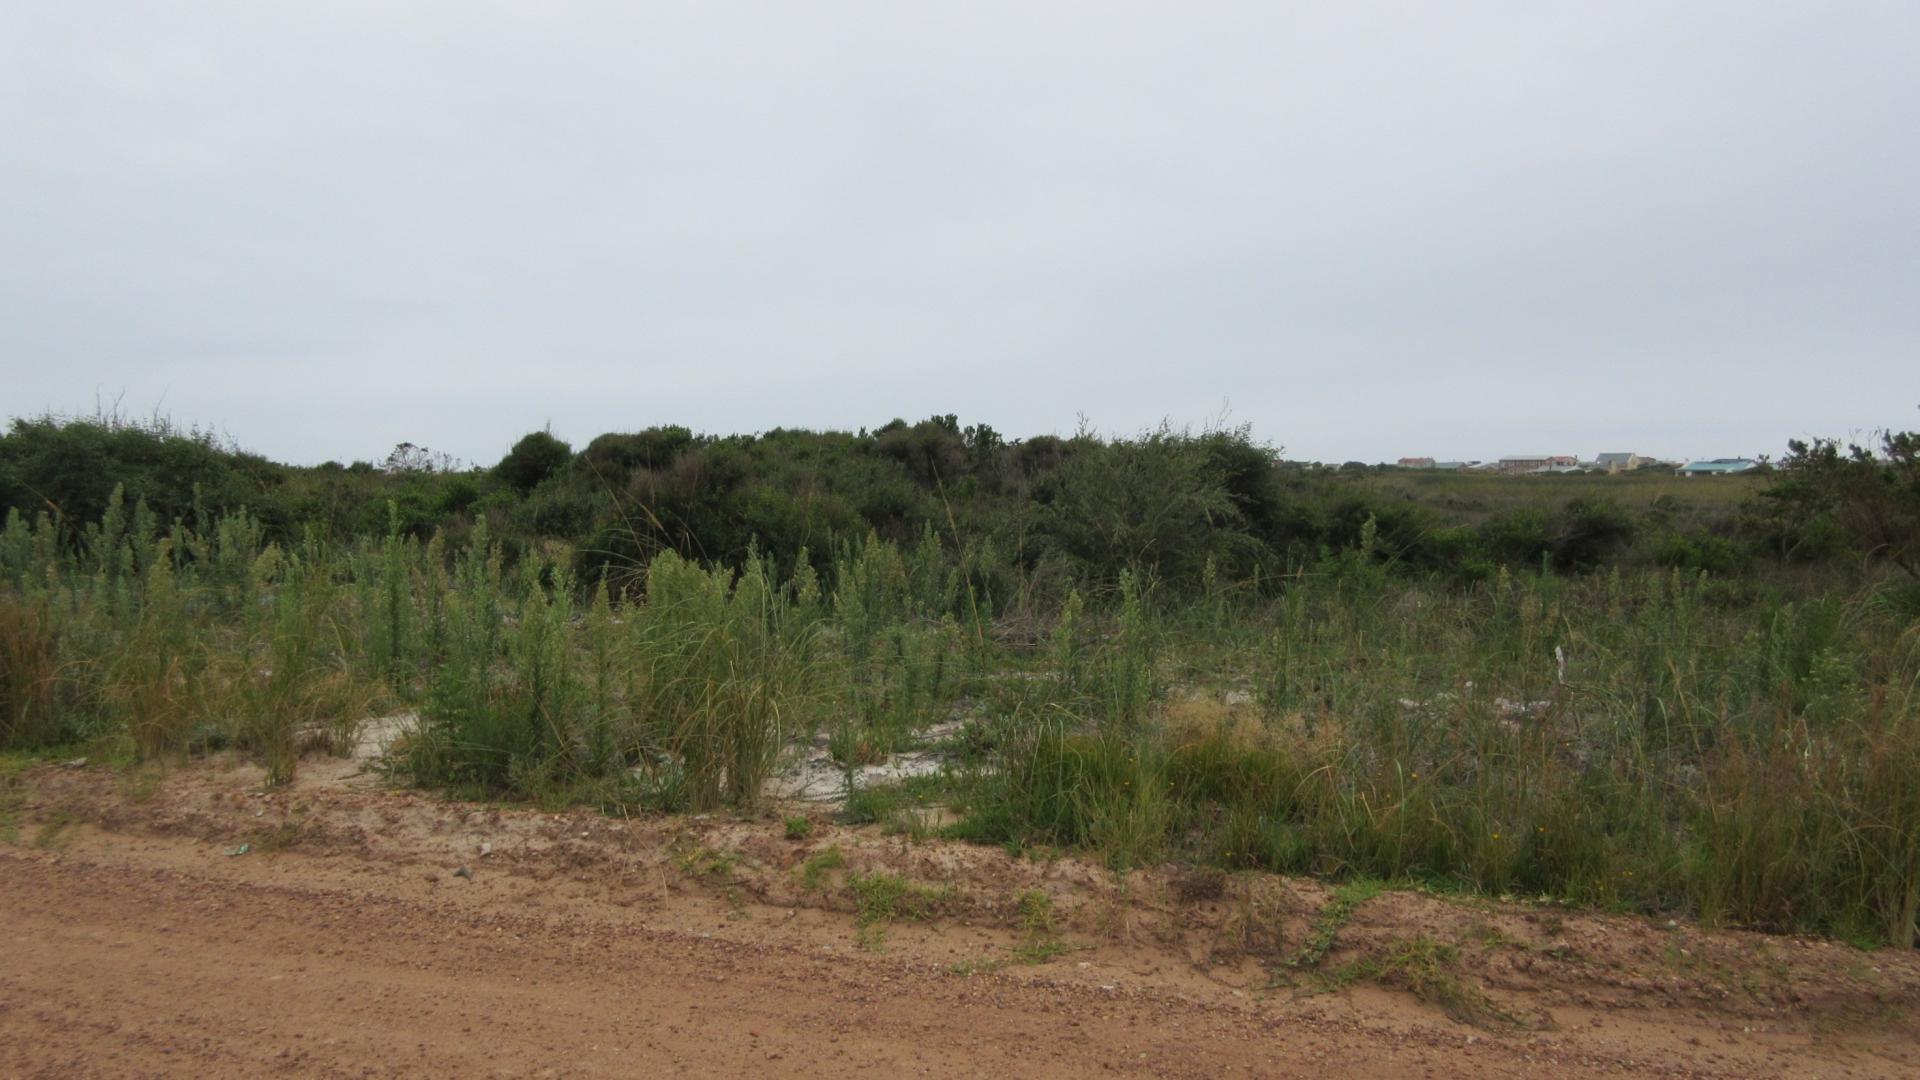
453, 865, 473, 880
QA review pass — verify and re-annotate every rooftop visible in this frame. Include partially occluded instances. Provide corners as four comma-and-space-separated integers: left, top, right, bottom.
1678, 458, 1760, 474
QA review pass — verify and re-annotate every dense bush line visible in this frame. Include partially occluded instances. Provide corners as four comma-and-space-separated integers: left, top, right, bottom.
6, 413, 1912, 598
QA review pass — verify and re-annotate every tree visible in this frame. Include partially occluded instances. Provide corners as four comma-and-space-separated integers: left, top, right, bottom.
580, 427, 694, 477
382, 442, 462, 475
1036, 427, 1254, 587
0, 414, 280, 527
494, 431, 573, 492
872, 415, 967, 488
1763, 430, 1920, 578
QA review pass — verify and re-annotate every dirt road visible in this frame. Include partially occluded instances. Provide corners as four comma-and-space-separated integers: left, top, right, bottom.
4, 760, 1918, 1077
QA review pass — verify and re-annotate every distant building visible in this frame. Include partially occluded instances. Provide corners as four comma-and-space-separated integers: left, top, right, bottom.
1593, 452, 1645, 474
1677, 458, 1761, 477
1497, 455, 1577, 475
1396, 457, 1436, 468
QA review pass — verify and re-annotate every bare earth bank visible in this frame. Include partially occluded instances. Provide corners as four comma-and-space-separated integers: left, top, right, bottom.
3, 757, 1918, 1078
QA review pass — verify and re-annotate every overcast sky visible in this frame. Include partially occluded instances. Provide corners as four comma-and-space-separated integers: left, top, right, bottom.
3, 2, 1915, 466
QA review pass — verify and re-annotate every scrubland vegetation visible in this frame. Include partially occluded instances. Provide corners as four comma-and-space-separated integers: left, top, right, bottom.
3, 413, 1919, 946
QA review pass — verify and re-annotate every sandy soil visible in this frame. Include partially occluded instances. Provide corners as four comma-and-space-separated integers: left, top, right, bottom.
4, 753, 1919, 1078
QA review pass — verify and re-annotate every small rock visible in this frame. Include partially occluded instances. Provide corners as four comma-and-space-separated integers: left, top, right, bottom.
478, 842, 493, 858
453, 865, 473, 880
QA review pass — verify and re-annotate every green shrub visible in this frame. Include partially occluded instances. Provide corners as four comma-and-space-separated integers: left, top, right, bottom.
1653, 530, 1744, 575
1551, 498, 1637, 570
494, 430, 573, 493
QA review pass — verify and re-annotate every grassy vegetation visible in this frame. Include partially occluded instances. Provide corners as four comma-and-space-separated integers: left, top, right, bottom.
0, 751, 31, 844
798, 845, 847, 890
1354, 468, 1765, 524
1010, 887, 1080, 963
849, 871, 954, 949
1331, 935, 1521, 1028
3, 417, 1918, 949
1291, 879, 1386, 969
673, 844, 739, 881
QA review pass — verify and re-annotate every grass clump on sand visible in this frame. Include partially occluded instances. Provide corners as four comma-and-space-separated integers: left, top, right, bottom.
849, 871, 954, 949
798, 845, 846, 890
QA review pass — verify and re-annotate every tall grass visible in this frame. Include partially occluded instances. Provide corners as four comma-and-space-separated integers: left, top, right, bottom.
635, 549, 819, 808
960, 563, 1920, 945
4, 491, 1918, 946
0, 497, 387, 770
0, 593, 62, 747
398, 536, 823, 809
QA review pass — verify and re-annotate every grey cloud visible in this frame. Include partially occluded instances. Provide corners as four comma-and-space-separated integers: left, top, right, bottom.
3, 2, 1915, 465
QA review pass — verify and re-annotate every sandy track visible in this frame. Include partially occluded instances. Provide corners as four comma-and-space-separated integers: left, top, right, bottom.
3, 761, 1918, 1077
0, 848, 1489, 1078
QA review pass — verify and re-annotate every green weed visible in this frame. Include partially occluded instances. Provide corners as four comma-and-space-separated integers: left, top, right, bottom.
1008, 887, 1083, 963
674, 845, 737, 880
1291, 879, 1385, 969
849, 870, 953, 949
31, 808, 74, 850
1328, 935, 1522, 1028
798, 844, 846, 890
